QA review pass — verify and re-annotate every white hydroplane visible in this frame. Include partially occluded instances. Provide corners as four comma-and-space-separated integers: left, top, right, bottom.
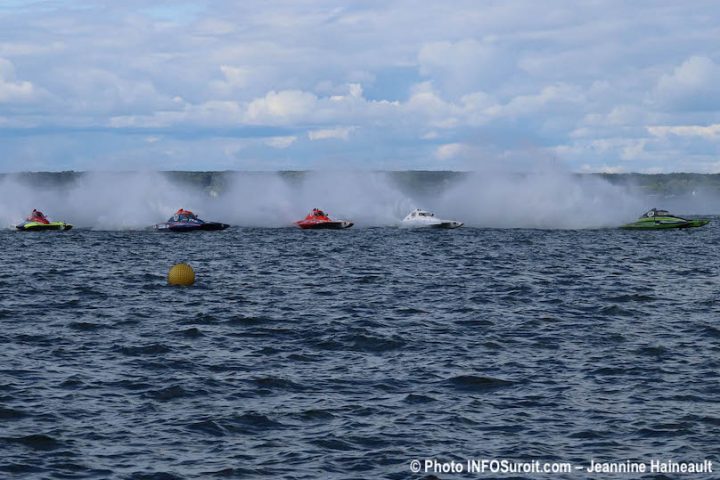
401, 209, 463, 229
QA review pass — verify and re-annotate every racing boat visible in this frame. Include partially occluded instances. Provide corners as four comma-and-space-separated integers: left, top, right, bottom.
17, 221, 72, 231
155, 209, 229, 232
16, 209, 72, 231
295, 208, 353, 229
401, 209, 463, 229
621, 208, 710, 230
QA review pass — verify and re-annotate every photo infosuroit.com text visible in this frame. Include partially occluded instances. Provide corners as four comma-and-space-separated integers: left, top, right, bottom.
410, 458, 714, 475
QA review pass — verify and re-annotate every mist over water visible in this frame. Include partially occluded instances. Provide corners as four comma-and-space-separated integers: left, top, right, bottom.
435, 172, 645, 229
0, 170, 715, 229
0, 172, 208, 230
218, 171, 411, 227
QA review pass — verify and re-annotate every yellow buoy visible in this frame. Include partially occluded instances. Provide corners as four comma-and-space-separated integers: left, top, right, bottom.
168, 263, 195, 286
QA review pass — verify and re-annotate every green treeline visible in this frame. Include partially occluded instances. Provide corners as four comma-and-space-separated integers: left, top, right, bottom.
3, 171, 720, 196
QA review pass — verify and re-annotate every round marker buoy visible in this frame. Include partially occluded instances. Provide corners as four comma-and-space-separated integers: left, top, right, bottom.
168, 263, 195, 286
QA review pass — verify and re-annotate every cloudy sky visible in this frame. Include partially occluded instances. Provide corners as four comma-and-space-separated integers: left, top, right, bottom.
0, 1, 719, 172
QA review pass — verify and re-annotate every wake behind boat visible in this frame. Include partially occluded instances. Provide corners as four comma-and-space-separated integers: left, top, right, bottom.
621, 208, 709, 230
155, 208, 229, 232
401, 209, 463, 229
295, 208, 353, 229
16, 209, 72, 231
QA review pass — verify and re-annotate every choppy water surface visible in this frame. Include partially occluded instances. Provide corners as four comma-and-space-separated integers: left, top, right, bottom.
2, 224, 720, 479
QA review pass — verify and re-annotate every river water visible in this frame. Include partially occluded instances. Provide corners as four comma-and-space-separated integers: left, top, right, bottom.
2, 224, 719, 479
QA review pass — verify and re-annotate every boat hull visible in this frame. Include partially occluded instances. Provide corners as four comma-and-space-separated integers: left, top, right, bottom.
155, 221, 229, 232
16, 221, 72, 231
621, 219, 710, 230
430, 221, 463, 229
402, 220, 463, 229
296, 220, 353, 229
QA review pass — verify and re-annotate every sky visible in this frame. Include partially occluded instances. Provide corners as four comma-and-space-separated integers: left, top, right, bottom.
0, 0, 719, 172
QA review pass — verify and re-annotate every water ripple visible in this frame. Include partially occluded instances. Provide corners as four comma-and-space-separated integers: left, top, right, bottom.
2, 225, 720, 478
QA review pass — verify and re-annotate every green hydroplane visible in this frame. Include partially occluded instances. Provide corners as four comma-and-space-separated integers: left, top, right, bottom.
621, 208, 709, 230
16, 221, 72, 231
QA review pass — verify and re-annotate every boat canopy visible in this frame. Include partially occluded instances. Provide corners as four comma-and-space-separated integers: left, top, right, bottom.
409, 209, 435, 217
641, 208, 691, 222
643, 208, 671, 218
173, 213, 197, 221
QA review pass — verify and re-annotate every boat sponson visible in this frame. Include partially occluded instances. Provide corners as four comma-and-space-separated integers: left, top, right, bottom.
17, 222, 72, 231
298, 221, 353, 229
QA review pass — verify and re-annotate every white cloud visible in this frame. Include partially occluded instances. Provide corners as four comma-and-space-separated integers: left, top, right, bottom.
435, 143, 465, 160
109, 100, 244, 128
245, 90, 317, 124
648, 124, 720, 140
0, 41, 64, 56
308, 127, 355, 141
418, 38, 507, 95
619, 139, 648, 161
486, 84, 585, 118
2, 1, 720, 171
582, 105, 647, 128
50, 67, 170, 115
652, 56, 720, 111
348, 83, 362, 98
265, 135, 297, 148
405, 82, 460, 127
0, 58, 37, 103
579, 164, 627, 174
193, 19, 237, 36
219, 65, 251, 88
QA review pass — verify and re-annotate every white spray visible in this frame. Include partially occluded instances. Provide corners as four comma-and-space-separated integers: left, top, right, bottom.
434, 172, 645, 229
0, 170, 704, 230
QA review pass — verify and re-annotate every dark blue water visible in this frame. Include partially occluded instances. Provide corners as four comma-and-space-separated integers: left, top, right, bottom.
2, 224, 720, 479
